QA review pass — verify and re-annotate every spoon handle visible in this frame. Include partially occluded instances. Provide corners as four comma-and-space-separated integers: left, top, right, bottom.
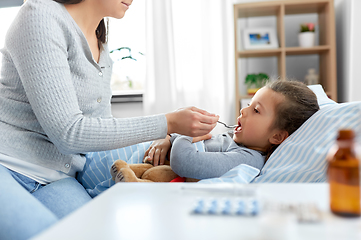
217, 121, 237, 129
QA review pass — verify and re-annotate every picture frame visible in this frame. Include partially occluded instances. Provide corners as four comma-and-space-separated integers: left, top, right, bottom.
242, 28, 279, 50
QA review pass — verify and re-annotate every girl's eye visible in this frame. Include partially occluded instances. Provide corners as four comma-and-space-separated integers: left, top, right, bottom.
254, 108, 259, 113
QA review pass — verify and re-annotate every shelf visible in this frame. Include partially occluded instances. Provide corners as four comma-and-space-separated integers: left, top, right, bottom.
285, 0, 329, 15
238, 49, 282, 58
236, 0, 330, 17
233, 0, 337, 118
236, 5, 280, 18
238, 95, 253, 100
285, 45, 330, 55
238, 46, 330, 57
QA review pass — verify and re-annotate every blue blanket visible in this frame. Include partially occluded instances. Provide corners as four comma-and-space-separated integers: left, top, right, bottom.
78, 141, 211, 197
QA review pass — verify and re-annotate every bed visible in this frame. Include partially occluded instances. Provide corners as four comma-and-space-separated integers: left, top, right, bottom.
80, 85, 361, 197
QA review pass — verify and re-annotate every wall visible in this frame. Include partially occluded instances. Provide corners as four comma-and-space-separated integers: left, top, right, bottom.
349, 0, 361, 102
111, 101, 143, 118
348, 0, 361, 102
335, 0, 350, 102
335, 0, 361, 102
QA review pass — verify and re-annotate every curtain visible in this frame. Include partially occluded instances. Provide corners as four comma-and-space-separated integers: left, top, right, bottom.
144, 0, 235, 134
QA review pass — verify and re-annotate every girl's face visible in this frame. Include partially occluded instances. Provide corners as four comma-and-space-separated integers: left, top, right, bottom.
99, 0, 133, 19
233, 87, 286, 152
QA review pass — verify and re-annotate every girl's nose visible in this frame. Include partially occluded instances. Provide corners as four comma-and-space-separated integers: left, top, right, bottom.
240, 107, 245, 116
240, 105, 250, 116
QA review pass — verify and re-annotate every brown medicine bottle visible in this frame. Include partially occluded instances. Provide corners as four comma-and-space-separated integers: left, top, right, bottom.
327, 129, 360, 217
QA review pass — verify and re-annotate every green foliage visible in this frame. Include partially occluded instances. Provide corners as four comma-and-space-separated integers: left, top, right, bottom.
300, 23, 315, 33
109, 47, 145, 89
110, 47, 144, 61
245, 73, 269, 89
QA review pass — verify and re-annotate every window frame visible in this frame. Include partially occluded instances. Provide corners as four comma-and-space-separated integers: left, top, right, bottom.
0, 0, 142, 103
0, 0, 23, 8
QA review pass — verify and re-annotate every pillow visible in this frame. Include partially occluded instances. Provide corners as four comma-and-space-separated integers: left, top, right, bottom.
252, 86, 361, 183
308, 84, 337, 108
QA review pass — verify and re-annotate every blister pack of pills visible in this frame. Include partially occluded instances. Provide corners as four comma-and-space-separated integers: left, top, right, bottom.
191, 197, 260, 216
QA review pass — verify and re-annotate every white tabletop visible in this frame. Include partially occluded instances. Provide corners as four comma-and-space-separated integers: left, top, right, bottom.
32, 183, 361, 240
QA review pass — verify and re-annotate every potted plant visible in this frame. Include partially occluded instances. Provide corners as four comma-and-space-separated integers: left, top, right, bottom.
109, 47, 145, 91
298, 23, 315, 48
245, 73, 269, 95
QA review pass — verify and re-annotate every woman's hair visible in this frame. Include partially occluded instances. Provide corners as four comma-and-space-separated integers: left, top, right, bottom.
52, 0, 107, 48
265, 79, 320, 159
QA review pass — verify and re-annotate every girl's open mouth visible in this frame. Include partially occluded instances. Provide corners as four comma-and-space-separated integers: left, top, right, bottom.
234, 122, 242, 133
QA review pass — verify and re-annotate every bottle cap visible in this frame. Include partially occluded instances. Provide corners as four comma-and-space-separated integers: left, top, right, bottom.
337, 129, 354, 140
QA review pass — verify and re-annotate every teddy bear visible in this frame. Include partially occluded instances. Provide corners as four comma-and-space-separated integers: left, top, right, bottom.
110, 159, 199, 183
110, 134, 212, 183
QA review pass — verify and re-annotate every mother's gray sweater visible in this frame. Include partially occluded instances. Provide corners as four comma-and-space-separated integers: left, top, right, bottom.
0, 0, 166, 174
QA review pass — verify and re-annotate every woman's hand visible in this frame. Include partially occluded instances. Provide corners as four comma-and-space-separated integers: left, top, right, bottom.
165, 107, 219, 137
144, 136, 171, 166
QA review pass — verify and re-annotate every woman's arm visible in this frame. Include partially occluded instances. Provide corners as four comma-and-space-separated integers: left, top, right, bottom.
170, 136, 264, 179
5, 6, 167, 154
6, 4, 218, 155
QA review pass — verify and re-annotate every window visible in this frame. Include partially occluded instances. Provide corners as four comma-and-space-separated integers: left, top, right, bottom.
0, 1, 146, 98
0, 6, 21, 69
107, 0, 146, 96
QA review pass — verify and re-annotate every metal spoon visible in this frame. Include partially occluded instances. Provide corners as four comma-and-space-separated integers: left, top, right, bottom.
217, 121, 238, 129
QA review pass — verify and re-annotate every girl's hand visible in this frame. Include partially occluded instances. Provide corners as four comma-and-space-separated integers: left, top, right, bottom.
165, 107, 219, 137
144, 136, 171, 166
192, 133, 212, 143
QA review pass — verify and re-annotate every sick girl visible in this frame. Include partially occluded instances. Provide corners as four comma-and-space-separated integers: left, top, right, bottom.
166, 80, 320, 180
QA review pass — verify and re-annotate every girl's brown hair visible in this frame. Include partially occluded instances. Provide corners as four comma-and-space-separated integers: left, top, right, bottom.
52, 0, 107, 48
265, 79, 320, 159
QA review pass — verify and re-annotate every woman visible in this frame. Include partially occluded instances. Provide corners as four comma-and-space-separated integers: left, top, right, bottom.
0, 0, 219, 239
